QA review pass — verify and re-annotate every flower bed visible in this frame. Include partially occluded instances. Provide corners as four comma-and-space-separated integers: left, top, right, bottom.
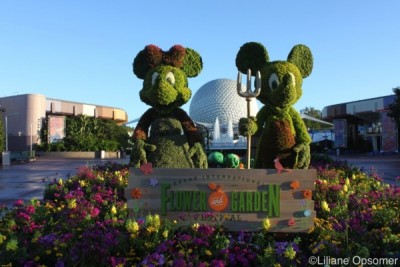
1, 159, 400, 266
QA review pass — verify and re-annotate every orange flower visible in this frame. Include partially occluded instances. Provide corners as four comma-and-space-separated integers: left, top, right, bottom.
290, 180, 300, 190
302, 189, 312, 199
130, 188, 142, 199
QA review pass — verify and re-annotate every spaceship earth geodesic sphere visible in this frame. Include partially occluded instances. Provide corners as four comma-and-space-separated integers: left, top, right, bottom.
189, 78, 259, 125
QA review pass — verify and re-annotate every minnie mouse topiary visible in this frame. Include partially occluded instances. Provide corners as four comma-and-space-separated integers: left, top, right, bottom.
130, 45, 207, 168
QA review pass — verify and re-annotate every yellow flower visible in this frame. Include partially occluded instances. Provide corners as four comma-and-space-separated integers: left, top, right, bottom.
284, 246, 296, 260
67, 199, 77, 209
58, 179, 63, 186
192, 223, 200, 230
126, 220, 140, 233
205, 249, 212, 256
79, 180, 86, 187
6, 239, 18, 251
321, 201, 330, 212
146, 226, 157, 233
262, 218, 271, 231
343, 184, 348, 192
162, 230, 169, 239
110, 205, 117, 215
345, 178, 350, 186
35, 256, 40, 261
0, 234, 6, 245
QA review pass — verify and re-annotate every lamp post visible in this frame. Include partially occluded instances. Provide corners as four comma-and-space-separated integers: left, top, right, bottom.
2, 112, 18, 166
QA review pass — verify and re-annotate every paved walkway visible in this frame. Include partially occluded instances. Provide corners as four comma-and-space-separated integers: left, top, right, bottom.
0, 157, 129, 207
332, 154, 400, 184
1, 154, 399, 207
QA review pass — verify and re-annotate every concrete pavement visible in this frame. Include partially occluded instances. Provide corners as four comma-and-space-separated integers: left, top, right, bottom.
332, 154, 400, 184
0, 157, 129, 207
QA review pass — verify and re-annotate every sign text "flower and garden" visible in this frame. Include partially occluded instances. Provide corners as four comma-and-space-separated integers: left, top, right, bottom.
125, 168, 316, 232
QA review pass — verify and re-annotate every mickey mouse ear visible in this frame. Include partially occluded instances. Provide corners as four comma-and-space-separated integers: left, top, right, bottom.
133, 45, 163, 79
287, 44, 313, 78
236, 42, 269, 75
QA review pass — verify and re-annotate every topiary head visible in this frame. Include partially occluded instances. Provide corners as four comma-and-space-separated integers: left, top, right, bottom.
133, 45, 203, 114
236, 42, 313, 109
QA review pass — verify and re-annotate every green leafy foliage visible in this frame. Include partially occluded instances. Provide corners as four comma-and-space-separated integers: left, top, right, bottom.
38, 115, 130, 152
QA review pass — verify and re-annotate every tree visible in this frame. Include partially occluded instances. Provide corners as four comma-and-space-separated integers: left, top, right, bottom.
38, 115, 130, 152
388, 87, 400, 127
301, 107, 331, 130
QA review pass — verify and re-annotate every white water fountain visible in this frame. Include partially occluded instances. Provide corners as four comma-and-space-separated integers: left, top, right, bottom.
227, 119, 234, 141
212, 117, 221, 143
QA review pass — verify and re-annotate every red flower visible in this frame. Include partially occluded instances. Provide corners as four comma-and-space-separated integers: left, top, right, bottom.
288, 218, 296, 226
130, 188, 142, 199
140, 163, 153, 175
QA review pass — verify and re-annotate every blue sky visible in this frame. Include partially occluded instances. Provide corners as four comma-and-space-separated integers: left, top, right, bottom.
1, 1, 399, 122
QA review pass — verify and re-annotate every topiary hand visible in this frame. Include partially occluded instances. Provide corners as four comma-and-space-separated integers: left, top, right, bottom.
293, 143, 310, 169
238, 116, 258, 136
189, 142, 208, 169
130, 139, 157, 168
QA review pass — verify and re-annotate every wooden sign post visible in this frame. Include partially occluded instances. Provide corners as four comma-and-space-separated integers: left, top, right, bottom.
125, 167, 316, 232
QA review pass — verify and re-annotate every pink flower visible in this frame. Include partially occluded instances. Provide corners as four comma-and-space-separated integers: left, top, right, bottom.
91, 208, 100, 217
288, 218, 296, 226
14, 199, 24, 206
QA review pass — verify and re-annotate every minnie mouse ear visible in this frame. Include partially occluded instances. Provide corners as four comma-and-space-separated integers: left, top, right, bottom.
181, 48, 203, 78
132, 45, 163, 79
163, 45, 186, 68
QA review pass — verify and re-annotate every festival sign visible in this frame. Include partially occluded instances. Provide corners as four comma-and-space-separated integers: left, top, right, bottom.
125, 166, 316, 232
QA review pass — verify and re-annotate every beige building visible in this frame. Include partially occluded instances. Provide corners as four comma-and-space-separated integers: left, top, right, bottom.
0, 94, 128, 151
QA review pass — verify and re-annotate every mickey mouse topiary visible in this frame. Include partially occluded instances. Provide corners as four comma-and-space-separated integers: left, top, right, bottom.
236, 42, 313, 169
130, 44, 207, 168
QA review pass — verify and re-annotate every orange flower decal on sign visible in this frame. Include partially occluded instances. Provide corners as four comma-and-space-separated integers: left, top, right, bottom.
302, 189, 312, 199
130, 188, 142, 199
208, 183, 228, 212
290, 180, 300, 190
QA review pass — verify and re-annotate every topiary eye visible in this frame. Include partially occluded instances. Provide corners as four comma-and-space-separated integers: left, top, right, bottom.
152, 72, 159, 85
165, 72, 175, 85
268, 73, 279, 90
289, 72, 296, 86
